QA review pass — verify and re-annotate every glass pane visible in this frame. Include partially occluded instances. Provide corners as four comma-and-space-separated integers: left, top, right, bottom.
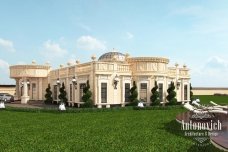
54, 85, 57, 100
101, 83, 107, 103
184, 85, 188, 100
125, 83, 130, 102
140, 83, 147, 101
80, 83, 86, 102
158, 83, 163, 101
70, 84, 72, 101
32, 83, 36, 99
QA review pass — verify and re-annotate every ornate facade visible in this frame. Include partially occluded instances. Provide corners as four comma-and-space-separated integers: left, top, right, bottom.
10, 51, 190, 107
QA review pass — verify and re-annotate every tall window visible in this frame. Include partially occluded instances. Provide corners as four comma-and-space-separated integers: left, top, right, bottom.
70, 84, 72, 101
101, 83, 107, 103
54, 85, 57, 100
140, 83, 147, 101
32, 83, 36, 99
125, 83, 130, 102
184, 85, 188, 100
80, 83, 86, 102
158, 83, 163, 102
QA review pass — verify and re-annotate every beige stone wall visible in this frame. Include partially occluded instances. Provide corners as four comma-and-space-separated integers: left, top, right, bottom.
192, 88, 228, 95
0, 86, 16, 95
9, 53, 191, 105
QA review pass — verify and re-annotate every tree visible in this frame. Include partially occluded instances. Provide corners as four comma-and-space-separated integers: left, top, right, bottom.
82, 80, 93, 107
129, 81, 138, 106
44, 84, 53, 104
150, 81, 160, 106
190, 83, 194, 101
58, 82, 68, 104
166, 81, 177, 105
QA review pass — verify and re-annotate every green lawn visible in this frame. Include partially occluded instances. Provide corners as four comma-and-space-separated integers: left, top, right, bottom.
0, 107, 223, 152
194, 95, 228, 105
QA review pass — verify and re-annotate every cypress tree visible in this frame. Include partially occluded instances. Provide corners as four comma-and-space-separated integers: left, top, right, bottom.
150, 81, 160, 106
129, 81, 138, 106
58, 82, 68, 104
166, 81, 177, 105
82, 80, 93, 107
44, 84, 53, 104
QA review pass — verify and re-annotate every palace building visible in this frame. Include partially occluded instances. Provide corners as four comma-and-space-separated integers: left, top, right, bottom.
9, 51, 190, 108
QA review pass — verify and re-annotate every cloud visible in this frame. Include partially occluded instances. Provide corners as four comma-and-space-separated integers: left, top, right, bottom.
191, 56, 228, 87
172, 6, 228, 35
41, 40, 67, 59
0, 59, 9, 71
0, 59, 14, 84
126, 32, 134, 39
0, 38, 15, 52
170, 6, 203, 17
204, 56, 228, 69
76, 36, 106, 51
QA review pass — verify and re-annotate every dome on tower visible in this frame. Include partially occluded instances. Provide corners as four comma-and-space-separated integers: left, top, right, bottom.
98, 51, 126, 62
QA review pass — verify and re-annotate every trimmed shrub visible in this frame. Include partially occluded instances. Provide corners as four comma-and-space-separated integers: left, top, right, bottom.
44, 84, 53, 104
166, 81, 177, 105
150, 81, 160, 106
81, 80, 93, 108
129, 81, 138, 106
58, 82, 68, 104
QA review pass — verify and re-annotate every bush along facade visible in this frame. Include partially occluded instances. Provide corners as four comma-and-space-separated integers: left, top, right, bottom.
44, 84, 53, 104
82, 80, 93, 108
190, 83, 194, 101
58, 82, 68, 105
166, 81, 177, 105
129, 81, 138, 106
150, 81, 160, 106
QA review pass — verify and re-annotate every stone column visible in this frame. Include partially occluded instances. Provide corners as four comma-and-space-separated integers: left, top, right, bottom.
21, 78, 29, 104
14, 78, 20, 100
175, 63, 180, 102
38, 78, 43, 100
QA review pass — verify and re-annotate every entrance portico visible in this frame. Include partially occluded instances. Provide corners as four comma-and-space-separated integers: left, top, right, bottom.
10, 63, 50, 104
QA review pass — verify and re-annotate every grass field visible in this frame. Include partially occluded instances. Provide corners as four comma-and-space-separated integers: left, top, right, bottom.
194, 95, 228, 105
0, 106, 223, 152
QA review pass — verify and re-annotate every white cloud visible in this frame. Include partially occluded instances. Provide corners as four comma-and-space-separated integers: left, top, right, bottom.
41, 40, 67, 59
191, 56, 228, 87
76, 36, 106, 51
0, 59, 9, 71
0, 38, 15, 52
171, 6, 203, 17
0, 59, 14, 84
126, 32, 134, 39
67, 59, 75, 65
204, 56, 228, 69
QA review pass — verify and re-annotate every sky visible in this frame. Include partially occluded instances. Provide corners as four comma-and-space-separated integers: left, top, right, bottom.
1, 0, 228, 87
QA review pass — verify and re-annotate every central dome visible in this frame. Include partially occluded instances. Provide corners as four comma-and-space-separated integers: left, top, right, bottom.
98, 51, 126, 62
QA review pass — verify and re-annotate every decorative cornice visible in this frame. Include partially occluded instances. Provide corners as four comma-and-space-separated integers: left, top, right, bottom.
10, 65, 50, 69
127, 57, 169, 64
